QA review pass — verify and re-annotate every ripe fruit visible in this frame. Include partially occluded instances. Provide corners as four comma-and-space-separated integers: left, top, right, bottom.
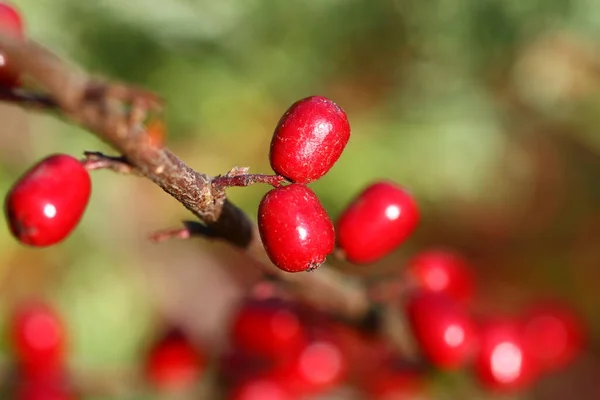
520, 302, 584, 372
337, 181, 419, 264
269, 338, 347, 396
230, 300, 306, 358
406, 292, 476, 369
229, 378, 293, 400
361, 369, 429, 400
145, 329, 205, 390
0, 2, 25, 88
329, 322, 391, 380
5, 154, 92, 247
10, 301, 66, 374
258, 184, 334, 272
406, 249, 474, 303
269, 96, 350, 184
16, 381, 74, 400
474, 319, 537, 392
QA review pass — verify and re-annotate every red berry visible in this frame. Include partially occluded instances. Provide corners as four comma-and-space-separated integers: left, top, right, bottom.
219, 349, 272, 385
406, 249, 474, 303
5, 154, 92, 247
520, 302, 584, 372
337, 181, 419, 264
269, 96, 350, 184
10, 301, 66, 374
270, 338, 347, 396
474, 319, 538, 392
258, 184, 334, 272
230, 300, 306, 358
406, 292, 476, 369
145, 329, 205, 390
16, 381, 74, 400
329, 322, 391, 380
362, 369, 429, 400
229, 378, 293, 400
0, 2, 25, 88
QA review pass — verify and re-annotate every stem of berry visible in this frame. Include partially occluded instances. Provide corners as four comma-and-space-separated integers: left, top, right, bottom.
149, 221, 218, 242
212, 173, 286, 189
81, 151, 140, 175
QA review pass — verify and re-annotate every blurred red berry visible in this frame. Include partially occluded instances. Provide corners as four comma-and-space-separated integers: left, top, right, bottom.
269, 96, 350, 184
0, 2, 24, 88
258, 184, 334, 272
5, 154, 92, 247
228, 378, 293, 400
362, 368, 429, 400
270, 338, 347, 396
145, 329, 205, 391
230, 300, 306, 359
329, 322, 391, 380
10, 302, 66, 375
520, 301, 584, 372
15, 381, 74, 400
337, 181, 419, 264
406, 292, 476, 369
219, 349, 273, 386
474, 319, 538, 392
406, 249, 474, 303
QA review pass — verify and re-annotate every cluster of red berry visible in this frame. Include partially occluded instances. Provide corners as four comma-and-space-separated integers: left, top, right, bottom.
0, 2, 589, 399
259, 96, 419, 272
402, 249, 585, 392
190, 252, 581, 398
5, 285, 584, 399
144, 296, 426, 399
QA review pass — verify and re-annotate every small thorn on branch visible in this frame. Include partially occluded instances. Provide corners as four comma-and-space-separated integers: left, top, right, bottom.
81, 151, 140, 175
149, 221, 218, 243
212, 167, 286, 189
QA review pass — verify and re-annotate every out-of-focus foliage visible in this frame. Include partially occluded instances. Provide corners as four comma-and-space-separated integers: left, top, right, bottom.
2, 0, 600, 398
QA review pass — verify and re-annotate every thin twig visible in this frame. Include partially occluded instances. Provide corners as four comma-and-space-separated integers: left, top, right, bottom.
0, 88, 56, 109
81, 151, 140, 175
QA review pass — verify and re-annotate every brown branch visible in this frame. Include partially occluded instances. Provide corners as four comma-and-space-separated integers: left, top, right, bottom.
212, 167, 286, 189
0, 33, 373, 323
0, 88, 56, 109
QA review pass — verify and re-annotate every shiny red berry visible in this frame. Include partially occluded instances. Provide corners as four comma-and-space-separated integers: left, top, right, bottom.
406, 249, 474, 303
520, 302, 584, 372
10, 302, 66, 374
475, 319, 538, 392
230, 300, 306, 358
269, 96, 350, 184
5, 154, 92, 247
337, 181, 419, 264
258, 184, 334, 272
145, 329, 205, 390
0, 2, 24, 88
406, 292, 476, 369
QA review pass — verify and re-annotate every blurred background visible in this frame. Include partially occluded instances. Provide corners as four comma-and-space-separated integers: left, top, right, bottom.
2, 0, 600, 398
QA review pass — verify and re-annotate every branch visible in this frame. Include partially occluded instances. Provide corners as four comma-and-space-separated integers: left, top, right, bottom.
0, 32, 375, 323
0, 88, 56, 109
